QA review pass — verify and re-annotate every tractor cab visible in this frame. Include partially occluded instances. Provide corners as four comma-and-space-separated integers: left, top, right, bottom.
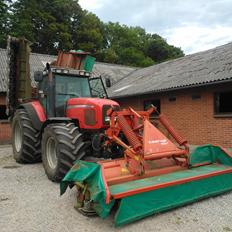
35, 68, 108, 117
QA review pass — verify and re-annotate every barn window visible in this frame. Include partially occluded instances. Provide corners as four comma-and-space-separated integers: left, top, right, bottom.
192, 94, 201, 100
0, 105, 8, 120
214, 91, 232, 116
169, 96, 176, 102
144, 99, 160, 116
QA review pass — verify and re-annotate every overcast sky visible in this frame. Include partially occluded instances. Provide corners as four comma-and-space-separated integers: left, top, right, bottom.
79, 0, 232, 54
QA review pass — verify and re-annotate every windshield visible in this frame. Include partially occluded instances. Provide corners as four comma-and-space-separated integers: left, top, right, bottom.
89, 78, 107, 98
55, 75, 91, 108
56, 75, 91, 97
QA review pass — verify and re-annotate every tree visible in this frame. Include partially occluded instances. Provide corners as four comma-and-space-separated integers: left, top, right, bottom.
71, 11, 104, 52
8, 1, 184, 66
146, 34, 184, 63
100, 22, 154, 66
0, 0, 10, 48
118, 47, 154, 67
99, 22, 183, 67
10, 0, 92, 54
10, 0, 105, 54
101, 48, 118, 63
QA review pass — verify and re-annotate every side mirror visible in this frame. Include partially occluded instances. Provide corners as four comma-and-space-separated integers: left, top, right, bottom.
34, 71, 43, 82
105, 78, 111, 88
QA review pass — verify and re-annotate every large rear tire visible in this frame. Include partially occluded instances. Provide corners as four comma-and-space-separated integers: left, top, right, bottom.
12, 109, 41, 163
42, 122, 89, 182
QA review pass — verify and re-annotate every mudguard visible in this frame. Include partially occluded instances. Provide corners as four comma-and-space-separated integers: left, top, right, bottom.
19, 101, 46, 130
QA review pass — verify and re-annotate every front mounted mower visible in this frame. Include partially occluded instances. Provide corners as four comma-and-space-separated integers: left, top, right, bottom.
61, 106, 232, 226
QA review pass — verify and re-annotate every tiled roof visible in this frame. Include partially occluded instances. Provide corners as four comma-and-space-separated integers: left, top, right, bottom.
0, 48, 136, 92
109, 42, 232, 98
0, 49, 8, 92
93, 61, 138, 86
2, 42, 232, 97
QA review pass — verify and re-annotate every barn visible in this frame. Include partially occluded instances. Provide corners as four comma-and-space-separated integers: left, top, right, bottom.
109, 43, 232, 148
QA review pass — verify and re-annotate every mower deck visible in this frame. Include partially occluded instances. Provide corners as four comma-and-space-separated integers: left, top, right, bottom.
109, 163, 232, 199
61, 144, 232, 227
114, 162, 232, 226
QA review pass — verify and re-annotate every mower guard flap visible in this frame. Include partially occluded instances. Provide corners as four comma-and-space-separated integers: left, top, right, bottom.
60, 161, 114, 218
61, 145, 232, 227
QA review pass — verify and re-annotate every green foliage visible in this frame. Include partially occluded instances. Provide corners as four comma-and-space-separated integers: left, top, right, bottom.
145, 34, 184, 62
117, 47, 154, 67
2, 0, 184, 67
99, 23, 154, 67
100, 22, 184, 67
0, 0, 10, 47
10, 0, 83, 53
9, 0, 105, 54
101, 48, 118, 63
72, 11, 104, 52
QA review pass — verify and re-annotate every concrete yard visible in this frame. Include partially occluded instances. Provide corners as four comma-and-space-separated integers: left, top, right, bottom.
1, 144, 232, 232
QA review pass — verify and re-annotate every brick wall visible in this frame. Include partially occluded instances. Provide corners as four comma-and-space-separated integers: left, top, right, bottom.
0, 94, 11, 144
114, 84, 232, 148
0, 122, 11, 144
0, 84, 232, 147
0, 95, 5, 104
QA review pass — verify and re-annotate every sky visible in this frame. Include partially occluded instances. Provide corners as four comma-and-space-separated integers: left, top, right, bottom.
79, 0, 232, 55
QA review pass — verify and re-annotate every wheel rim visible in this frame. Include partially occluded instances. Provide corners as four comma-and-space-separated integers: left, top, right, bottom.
14, 120, 22, 152
46, 137, 58, 169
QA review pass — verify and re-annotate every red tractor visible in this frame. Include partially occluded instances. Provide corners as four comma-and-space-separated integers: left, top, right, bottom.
8, 37, 189, 184
12, 70, 121, 181
8, 38, 120, 181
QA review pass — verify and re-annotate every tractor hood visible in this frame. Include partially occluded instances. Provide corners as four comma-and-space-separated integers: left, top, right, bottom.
66, 98, 120, 130
67, 97, 119, 108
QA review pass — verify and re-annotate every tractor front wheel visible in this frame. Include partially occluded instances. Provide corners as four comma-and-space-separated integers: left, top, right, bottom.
12, 109, 41, 163
42, 123, 89, 182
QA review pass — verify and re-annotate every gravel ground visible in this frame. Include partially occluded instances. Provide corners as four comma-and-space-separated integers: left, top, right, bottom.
1, 145, 232, 232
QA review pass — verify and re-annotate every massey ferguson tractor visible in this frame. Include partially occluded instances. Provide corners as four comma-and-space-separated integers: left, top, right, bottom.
7, 37, 232, 226
7, 37, 122, 181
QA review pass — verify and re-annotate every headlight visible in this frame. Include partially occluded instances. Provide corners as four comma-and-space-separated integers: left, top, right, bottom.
105, 116, 110, 122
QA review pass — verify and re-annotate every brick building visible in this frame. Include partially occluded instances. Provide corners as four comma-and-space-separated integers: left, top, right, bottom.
108, 43, 232, 148
0, 48, 136, 143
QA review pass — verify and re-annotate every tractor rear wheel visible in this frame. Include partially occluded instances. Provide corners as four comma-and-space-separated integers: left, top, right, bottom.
42, 123, 89, 182
12, 109, 41, 163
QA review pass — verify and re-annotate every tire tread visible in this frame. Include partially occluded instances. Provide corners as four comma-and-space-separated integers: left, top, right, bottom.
12, 109, 41, 163
42, 123, 90, 182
